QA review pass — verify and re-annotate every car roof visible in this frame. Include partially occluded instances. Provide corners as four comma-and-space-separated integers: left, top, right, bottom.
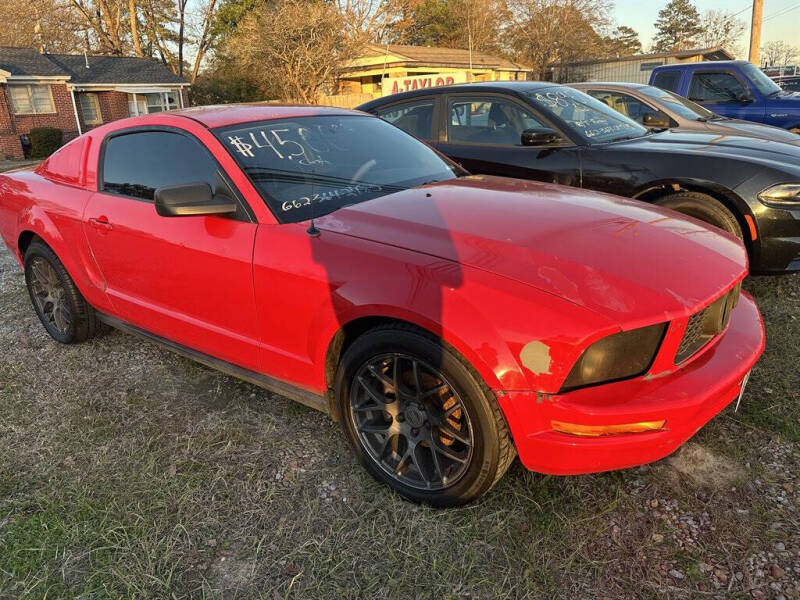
166, 103, 363, 129
359, 80, 560, 107
569, 82, 647, 89
654, 60, 749, 71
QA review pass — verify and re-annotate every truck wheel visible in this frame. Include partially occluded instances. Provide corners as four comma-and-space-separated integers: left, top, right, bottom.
655, 191, 743, 240
24, 241, 102, 344
335, 324, 515, 507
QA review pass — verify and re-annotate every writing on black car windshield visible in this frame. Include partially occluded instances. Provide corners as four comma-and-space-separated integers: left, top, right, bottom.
526, 87, 647, 142
217, 115, 460, 223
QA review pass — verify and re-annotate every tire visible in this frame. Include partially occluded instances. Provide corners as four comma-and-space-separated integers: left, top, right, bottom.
24, 240, 102, 344
335, 323, 515, 507
655, 191, 743, 240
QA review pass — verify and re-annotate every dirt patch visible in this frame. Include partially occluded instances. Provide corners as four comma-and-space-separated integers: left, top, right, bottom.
666, 441, 746, 488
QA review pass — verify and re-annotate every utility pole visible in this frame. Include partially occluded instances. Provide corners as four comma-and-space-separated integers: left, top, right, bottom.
748, 0, 764, 65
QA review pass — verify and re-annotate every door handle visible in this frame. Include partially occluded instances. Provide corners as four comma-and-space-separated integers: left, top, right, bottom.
88, 216, 113, 231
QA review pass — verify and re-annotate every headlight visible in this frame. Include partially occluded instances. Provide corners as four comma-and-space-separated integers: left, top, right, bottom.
561, 323, 666, 391
758, 183, 800, 207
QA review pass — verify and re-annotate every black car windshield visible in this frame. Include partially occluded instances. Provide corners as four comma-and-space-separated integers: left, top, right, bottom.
741, 63, 782, 96
525, 86, 648, 143
215, 115, 461, 223
639, 86, 716, 120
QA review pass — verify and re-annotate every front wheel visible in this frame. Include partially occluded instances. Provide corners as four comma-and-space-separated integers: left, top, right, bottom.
655, 191, 743, 240
335, 324, 515, 507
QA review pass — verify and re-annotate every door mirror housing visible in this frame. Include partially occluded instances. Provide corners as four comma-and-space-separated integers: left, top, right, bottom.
736, 91, 755, 104
642, 111, 671, 129
154, 183, 237, 217
521, 127, 563, 146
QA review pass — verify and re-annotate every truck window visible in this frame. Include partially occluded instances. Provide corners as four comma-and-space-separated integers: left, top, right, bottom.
652, 70, 680, 92
688, 72, 747, 103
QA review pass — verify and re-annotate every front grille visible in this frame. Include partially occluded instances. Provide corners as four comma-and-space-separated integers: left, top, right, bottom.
675, 283, 741, 363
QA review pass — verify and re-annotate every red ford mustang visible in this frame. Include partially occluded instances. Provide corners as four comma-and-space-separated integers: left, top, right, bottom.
0, 105, 765, 506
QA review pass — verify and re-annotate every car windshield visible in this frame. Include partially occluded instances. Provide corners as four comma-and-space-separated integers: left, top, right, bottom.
638, 86, 716, 120
215, 115, 462, 223
525, 86, 648, 143
741, 63, 782, 96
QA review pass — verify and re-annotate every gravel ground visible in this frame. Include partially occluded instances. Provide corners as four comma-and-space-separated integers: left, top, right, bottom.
0, 239, 798, 599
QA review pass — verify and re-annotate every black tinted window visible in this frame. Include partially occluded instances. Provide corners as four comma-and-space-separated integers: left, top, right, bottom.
688, 72, 746, 102
102, 131, 218, 200
652, 70, 680, 92
448, 97, 546, 145
376, 100, 435, 140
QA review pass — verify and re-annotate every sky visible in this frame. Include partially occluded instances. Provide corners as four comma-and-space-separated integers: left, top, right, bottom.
611, 0, 800, 55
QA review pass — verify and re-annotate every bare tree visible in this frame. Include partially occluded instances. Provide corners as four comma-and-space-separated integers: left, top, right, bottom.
188, 0, 218, 83
505, 0, 611, 80
69, 0, 127, 54
698, 9, 745, 57
226, 0, 360, 102
761, 40, 799, 67
0, 0, 84, 52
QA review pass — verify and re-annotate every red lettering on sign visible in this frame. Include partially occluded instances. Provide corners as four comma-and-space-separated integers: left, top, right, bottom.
445, 76, 454, 85
435, 77, 444, 86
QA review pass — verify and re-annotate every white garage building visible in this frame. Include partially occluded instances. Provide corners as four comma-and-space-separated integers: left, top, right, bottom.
548, 46, 735, 84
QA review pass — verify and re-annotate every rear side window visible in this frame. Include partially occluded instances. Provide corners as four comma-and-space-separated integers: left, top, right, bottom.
651, 70, 680, 92
101, 131, 219, 201
375, 100, 435, 141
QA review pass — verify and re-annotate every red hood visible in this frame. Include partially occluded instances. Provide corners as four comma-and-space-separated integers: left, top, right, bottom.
317, 176, 747, 326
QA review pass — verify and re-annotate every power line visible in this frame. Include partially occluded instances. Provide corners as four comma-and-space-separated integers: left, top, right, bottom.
762, 2, 800, 22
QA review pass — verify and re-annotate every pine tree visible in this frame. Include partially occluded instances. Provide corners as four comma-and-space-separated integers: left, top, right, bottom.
652, 0, 702, 52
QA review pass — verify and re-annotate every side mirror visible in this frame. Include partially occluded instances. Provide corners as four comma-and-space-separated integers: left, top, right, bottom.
154, 182, 237, 217
642, 111, 671, 129
521, 127, 563, 147
736, 91, 755, 104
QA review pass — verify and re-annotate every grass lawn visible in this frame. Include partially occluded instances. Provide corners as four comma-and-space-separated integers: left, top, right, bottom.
0, 242, 798, 599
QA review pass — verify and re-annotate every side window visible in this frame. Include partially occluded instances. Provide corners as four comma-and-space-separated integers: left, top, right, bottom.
652, 70, 680, 92
447, 97, 546, 145
688, 72, 746, 103
587, 91, 658, 125
375, 100, 435, 141
102, 131, 220, 201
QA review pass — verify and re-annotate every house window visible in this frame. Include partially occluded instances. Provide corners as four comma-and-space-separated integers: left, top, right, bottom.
79, 93, 103, 125
126, 91, 180, 116
8, 84, 56, 114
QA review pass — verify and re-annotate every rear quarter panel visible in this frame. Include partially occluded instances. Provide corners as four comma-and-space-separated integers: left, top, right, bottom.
0, 169, 110, 311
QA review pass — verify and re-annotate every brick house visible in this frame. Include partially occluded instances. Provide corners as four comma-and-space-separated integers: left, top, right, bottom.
0, 47, 189, 159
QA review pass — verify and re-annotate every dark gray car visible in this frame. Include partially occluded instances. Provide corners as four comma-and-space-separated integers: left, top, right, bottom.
569, 82, 800, 145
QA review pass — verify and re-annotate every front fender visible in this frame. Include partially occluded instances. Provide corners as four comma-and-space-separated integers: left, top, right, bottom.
312, 262, 619, 395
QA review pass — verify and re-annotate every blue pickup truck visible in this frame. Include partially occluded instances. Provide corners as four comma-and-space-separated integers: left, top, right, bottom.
649, 60, 800, 132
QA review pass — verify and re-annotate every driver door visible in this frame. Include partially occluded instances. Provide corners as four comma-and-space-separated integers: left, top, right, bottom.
687, 70, 766, 122
435, 94, 581, 186
83, 128, 261, 370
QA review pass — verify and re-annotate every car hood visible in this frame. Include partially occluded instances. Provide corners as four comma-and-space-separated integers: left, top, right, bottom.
317, 176, 746, 325
612, 129, 800, 171
705, 119, 800, 145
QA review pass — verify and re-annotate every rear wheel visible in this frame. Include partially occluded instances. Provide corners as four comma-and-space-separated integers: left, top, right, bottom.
655, 191, 743, 240
335, 324, 515, 507
24, 241, 102, 343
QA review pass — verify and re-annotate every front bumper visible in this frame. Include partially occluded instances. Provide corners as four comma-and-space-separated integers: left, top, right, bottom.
752, 204, 800, 274
497, 291, 765, 475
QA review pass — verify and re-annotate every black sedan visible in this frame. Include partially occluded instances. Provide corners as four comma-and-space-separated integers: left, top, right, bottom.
568, 82, 800, 145
358, 82, 800, 274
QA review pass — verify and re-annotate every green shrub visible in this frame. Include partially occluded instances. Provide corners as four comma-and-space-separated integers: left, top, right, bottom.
29, 127, 63, 158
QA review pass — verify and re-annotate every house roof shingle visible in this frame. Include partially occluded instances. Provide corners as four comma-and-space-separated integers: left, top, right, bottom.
0, 47, 186, 85
363, 44, 528, 71
0, 46, 70, 77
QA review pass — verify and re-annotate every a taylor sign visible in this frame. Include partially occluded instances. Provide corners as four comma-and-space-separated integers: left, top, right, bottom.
381, 72, 470, 96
